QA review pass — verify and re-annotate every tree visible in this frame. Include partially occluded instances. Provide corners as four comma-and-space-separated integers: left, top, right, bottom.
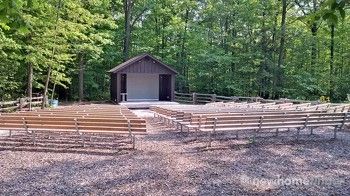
274, 0, 288, 99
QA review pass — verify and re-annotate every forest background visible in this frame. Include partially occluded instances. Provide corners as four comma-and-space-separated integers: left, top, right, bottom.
0, 0, 349, 102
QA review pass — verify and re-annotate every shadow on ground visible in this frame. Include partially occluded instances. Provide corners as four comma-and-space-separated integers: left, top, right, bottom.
0, 118, 349, 195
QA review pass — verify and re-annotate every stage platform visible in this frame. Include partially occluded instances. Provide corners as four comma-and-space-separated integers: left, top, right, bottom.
119, 101, 179, 109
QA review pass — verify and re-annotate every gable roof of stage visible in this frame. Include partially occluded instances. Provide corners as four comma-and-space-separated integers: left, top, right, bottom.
108, 53, 178, 74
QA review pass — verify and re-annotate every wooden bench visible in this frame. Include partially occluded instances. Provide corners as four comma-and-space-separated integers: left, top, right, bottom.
180, 110, 327, 131
0, 105, 147, 149
196, 112, 350, 147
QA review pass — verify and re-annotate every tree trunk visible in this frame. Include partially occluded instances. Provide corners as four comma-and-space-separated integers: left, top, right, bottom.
51, 82, 56, 100
181, 9, 189, 91
78, 54, 85, 102
275, 0, 287, 99
27, 63, 33, 110
259, 1, 269, 99
310, 23, 317, 71
161, 18, 166, 59
42, 0, 62, 109
329, 24, 335, 100
123, 0, 132, 61
310, 0, 318, 72
42, 66, 51, 109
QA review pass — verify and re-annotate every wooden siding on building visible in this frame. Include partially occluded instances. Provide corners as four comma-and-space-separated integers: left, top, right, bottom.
109, 54, 177, 103
119, 57, 172, 74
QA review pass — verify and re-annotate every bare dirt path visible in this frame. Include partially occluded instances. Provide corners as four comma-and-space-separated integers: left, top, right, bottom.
0, 110, 350, 195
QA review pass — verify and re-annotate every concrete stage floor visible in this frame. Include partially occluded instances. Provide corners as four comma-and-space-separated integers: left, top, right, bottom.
119, 101, 179, 109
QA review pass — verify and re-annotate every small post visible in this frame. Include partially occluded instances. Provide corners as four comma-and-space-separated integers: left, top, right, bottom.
334, 113, 349, 139
75, 118, 85, 147
211, 94, 217, 102
196, 115, 203, 140
339, 113, 348, 132
254, 116, 264, 143
22, 116, 32, 143
127, 120, 132, 137
333, 126, 339, 139
127, 120, 135, 149
22, 118, 29, 134
131, 135, 136, 149
207, 117, 217, 148
19, 98, 25, 111
41, 95, 48, 109
29, 96, 32, 111
192, 93, 197, 104
32, 130, 36, 145
121, 93, 127, 102
298, 114, 309, 140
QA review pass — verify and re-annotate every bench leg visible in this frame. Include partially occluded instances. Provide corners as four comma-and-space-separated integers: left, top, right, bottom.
310, 127, 314, 135
252, 130, 257, 143
275, 128, 279, 137
9, 130, 12, 137
207, 131, 212, 148
207, 130, 214, 148
131, 134, 136, 149
333, 126, 339, 139
296, 128, 301, 140
169, 120, 173, 129
32, 130, 36, 145
235, 131, 239, 139
79, 133, 85, 147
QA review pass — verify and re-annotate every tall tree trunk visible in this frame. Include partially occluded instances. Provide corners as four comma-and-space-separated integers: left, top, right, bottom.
42, 0, 62, 108
27, 63, 33, 110
154, 16, 160, 54
51, 82, 56, 100
223, 17, 229, 54
161, 18, 166, 59
230, 14, 237, 83
329, 24, 335, 100
78, 54, 85, 102
275, 0, 287, 99
181, 9, 189, 91
42, 66, 51, 109
310, 0, 318, 72
123, 0, 132, 61
310, 23, 318, 71
259, 1, 269, 99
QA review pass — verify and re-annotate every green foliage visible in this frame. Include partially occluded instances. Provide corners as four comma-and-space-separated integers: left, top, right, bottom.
0, 0, 349, 102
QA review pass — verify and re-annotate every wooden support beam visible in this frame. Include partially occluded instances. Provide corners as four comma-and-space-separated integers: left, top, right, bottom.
207, 117, 217, 148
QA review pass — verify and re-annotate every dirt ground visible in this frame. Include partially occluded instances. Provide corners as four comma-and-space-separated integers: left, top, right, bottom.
0, 110, 349, 195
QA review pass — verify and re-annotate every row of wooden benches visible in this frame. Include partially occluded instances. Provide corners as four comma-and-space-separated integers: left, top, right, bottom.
0, 105, 147, 149
151, 101, 350, 123
151, 104, 350, 147
150, 104, 333, 128
205, 101, 349, 112
151, 102, 349, 117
